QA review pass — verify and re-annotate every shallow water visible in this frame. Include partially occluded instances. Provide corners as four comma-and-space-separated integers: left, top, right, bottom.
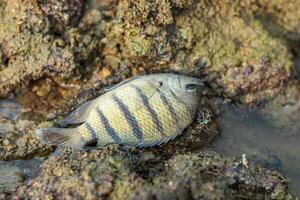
0, 158, 43, 180
0, 158, 43, 192
211, 104, 300, 195
0, 97, 45, 192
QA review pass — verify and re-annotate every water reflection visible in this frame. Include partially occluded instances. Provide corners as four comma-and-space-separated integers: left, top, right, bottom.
211, 105, 300, 195
0, 98, 24, 121
0, 158, 43, 192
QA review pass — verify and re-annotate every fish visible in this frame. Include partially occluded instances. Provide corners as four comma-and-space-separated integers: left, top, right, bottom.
36, 73, 204, 149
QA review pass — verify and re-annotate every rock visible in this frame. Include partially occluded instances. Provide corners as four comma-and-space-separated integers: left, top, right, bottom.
98, 67, 112, 78
0, 121, 53, 161
0, 0, 104, 98
2, 150, 295, 199
0, 0, 299, 105
37, 0, 85, 33
0, 0, 299, 198
102, 0, 299, 105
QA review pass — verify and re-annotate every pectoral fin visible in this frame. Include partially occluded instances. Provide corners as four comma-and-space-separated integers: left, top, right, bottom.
58, 99, 97, 126
59, 76, 147, 126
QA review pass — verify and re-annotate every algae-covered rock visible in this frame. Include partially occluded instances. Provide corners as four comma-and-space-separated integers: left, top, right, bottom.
0, 120, 53, 161
0, 0, 75, 97
248, 0, 300, 41
2, 150, 296, 200
0, 0, 299, 103
37, 0, 85, 33
131, 152, 296, 200
0, 0, 299, 198
0, 0, 105, 97
103, 0, 297, 104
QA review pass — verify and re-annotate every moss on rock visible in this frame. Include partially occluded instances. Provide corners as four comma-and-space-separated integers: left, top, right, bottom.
2, 150, 296, 199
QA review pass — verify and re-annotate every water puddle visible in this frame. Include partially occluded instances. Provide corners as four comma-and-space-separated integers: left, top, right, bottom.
0, 97, 48, 192
0, 81, 80, 192
0, 158, 44, 192
0, 98, 25, 121
211, 104, 300, 195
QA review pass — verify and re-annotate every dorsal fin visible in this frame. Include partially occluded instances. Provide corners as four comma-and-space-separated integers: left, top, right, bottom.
59, 75, 144, 126
103, 75, 143, 92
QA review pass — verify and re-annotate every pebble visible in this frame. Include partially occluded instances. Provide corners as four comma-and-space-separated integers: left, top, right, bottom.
3, 139, 10, 146
99, 68, 111, 78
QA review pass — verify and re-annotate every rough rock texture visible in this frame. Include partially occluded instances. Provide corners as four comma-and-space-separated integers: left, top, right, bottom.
0, 0, 299, 104
0, 121, 53, 161
250, 0, 300, 41
0, 0, 299, 198
103, 0, 296, 105
2, 150, 296, 200
0, 0, 104, 97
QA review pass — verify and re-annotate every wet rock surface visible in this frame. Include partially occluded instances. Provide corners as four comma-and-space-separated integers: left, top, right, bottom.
0, 158, 43, 193
2, 150, 296, 200
0, 99, 53, 161
0, 0, 299, 199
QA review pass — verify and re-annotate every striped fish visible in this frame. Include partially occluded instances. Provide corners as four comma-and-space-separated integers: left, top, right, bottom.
36, 73, 204, 149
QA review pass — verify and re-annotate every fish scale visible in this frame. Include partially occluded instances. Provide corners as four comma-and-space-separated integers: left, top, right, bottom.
83, 86, 160, 145
36, 73, 204, 149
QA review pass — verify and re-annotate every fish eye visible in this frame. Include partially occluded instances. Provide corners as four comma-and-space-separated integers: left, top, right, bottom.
185, 84, 197, 92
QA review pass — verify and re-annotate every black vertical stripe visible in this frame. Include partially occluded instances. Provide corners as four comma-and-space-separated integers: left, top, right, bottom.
157, 90, 179, 124
95, 107, 121, 143
85, 122, 98, 141
132, 85, 164, 135
113, 95, 143, 140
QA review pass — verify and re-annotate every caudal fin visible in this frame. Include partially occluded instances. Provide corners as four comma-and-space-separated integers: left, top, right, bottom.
35, 127, 85, 150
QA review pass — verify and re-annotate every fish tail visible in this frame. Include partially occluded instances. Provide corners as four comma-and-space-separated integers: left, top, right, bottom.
35, 127, 85, 150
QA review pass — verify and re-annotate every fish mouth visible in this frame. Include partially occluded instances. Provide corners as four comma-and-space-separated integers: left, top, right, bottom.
195, 78, 205, 86
188, 78, 205, 90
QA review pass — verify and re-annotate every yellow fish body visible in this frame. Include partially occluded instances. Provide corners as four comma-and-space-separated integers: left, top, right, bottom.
36, 73, 204, 149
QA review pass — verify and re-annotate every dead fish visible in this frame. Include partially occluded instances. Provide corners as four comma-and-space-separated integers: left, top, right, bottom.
36, 73, 204, 149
